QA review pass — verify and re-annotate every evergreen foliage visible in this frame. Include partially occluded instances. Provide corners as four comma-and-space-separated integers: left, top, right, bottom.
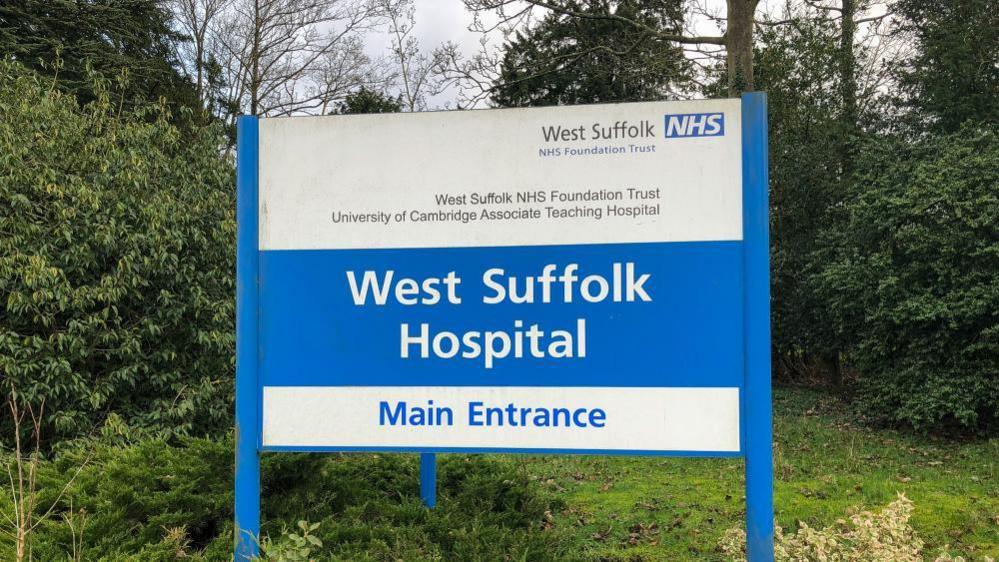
2, 438, 570, 561
813, 126, 999, 430
751, 4, 999, 433
0, 1, 201, 118
894, 0, 999, 133
753, 16, 849, 375
491, 0, 691, 107
333, 88, 403, 115
0, 61, 234, 444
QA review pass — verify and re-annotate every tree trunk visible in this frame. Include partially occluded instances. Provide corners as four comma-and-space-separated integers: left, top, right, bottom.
195, 41, 204, 104
823, 0, 857, 389
726, 0, 759, 95
839, 0, 858, 176
250, 0, 261, 115
16, 527, 26, 562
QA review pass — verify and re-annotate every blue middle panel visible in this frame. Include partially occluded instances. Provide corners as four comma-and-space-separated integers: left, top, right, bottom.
259, 241, 744, 388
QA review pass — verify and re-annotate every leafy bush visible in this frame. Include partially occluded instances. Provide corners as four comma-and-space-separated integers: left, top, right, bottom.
259, 520, 324, 561
720, 494, 994, 562
813, 126, 999, 431
0, 60, 235, 443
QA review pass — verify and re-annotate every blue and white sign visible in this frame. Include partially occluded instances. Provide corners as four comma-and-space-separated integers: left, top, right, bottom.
235, 94, 773, 560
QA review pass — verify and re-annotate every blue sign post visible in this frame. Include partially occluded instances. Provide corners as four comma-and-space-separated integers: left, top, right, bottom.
235, 114, 260, 558
741, 92, 774, 562
234, 93, 772, 561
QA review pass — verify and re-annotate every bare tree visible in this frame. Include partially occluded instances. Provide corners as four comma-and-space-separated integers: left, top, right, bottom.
211, 0, 390, 119
377, 0, 439, 111
433, 36, 505, 107
172, 0, 231, 104
311, 35, 391, 114
448, 0, 762, 101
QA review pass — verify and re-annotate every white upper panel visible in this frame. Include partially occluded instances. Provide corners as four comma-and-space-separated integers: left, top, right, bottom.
259, 99, 742, 250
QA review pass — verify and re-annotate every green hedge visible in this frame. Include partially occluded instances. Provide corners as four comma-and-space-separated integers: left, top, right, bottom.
813, 126, 999, 430
0, 61, 235, 443
2, 437, 569, 561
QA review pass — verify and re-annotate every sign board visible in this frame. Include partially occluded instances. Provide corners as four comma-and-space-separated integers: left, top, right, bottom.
235, 94, 773, 560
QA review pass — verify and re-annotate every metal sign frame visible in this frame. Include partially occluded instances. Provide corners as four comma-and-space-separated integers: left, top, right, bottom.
234, 92, 772, 561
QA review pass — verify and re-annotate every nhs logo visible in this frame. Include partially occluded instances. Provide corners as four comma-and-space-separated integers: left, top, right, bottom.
664, 112, 725, 138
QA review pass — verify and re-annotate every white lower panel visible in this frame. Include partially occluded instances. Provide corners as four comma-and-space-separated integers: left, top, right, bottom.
262, 386, 740, 452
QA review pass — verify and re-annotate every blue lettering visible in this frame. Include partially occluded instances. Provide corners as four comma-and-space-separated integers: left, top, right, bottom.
466, 401, 607, 428
379, 401, 405, 426
589, 408, 606, 428
551, 407, 571, 426
468, 401, 484, 426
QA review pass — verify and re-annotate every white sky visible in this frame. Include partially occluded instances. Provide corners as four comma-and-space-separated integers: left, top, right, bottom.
364, 1, 483, 60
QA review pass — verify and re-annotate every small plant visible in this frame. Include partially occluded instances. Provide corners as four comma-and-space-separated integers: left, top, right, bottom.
60, 501, 88, 562
1, 382, 93, 562
718, 494, 970, 561
258, 520, 323, 562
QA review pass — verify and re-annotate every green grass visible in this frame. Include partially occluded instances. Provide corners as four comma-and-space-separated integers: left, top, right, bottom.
490, 387, 999, 560
4, 387, 996, 560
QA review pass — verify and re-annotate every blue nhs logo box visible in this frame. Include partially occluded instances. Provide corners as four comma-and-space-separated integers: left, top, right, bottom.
664, 112, 725, 138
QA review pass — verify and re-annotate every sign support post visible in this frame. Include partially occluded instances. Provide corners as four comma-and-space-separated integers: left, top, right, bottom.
235, 115, 262, 561
741, 92, 774, 561
420, 453, 437, 507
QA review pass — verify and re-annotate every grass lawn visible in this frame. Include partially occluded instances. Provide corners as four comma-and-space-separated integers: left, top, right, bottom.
486, 386, 999, 560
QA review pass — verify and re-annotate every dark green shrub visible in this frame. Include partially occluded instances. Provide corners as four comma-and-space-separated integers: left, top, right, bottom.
0, 60, 235, 443
813, 126, 999, 430
754, 15, 850, 376
260, 452, 572, 561
3, 437, 572, 561
2, 436, 233, 561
